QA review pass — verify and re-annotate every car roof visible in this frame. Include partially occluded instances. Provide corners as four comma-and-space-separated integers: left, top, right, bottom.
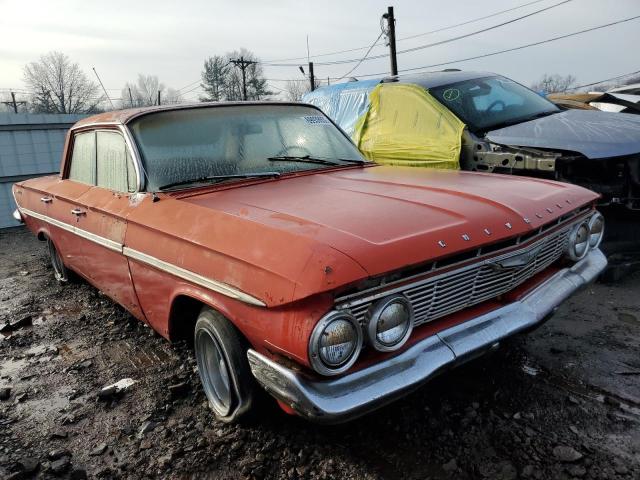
73, 101, 319, 129
390, 70, 496, 89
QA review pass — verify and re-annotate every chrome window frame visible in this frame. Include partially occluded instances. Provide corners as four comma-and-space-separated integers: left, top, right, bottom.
64, 123, 145, 193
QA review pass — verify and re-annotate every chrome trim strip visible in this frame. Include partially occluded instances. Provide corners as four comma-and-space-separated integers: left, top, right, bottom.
19, 207, 265, 307
20, 207, 122, 252
122, 247, 266, 307
248, 249, 607, 424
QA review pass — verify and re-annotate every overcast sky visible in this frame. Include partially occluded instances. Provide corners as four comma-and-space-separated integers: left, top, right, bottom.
1, 0, 639, 101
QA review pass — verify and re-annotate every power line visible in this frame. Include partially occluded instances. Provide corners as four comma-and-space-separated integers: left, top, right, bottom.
398, 0, 551, 41
350, 14, 640, 80
263, 0, 573, 67
335, 31, 385, 81
565, 69, 640, 91
262, 0, 551, 63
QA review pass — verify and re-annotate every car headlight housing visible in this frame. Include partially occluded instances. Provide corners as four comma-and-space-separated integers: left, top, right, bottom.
588, 212, 605, 249
566, 220, 590, 261
366, 295, 414, 352
309, 311, 362, 376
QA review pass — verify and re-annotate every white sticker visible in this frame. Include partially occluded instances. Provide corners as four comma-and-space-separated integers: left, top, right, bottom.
303, 115, 330, 125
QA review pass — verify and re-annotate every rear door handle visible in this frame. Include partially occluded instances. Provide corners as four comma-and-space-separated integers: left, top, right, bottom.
70, 208, 86, 216
40, 196, 53, 203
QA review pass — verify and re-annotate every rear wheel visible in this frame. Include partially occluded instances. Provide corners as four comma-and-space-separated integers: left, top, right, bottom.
47, 239, 71, 283
194, 307, 256, 423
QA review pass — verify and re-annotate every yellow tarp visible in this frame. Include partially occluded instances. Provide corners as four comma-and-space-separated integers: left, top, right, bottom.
353, 83, 465, 169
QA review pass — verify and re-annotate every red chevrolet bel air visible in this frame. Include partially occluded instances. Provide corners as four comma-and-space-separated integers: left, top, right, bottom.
12, 103, 607, 423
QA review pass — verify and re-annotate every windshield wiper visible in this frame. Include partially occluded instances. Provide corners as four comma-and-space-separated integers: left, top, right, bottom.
158, 172, 280, 191
267, 155, 366, 166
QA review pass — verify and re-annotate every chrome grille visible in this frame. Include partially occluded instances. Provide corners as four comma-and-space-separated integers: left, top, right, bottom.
340, 225, 571, 328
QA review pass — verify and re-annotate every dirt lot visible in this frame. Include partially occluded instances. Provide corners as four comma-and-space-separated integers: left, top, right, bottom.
1, 226, 640, 480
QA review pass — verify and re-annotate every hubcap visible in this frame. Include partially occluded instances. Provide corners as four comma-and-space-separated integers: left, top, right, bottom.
195, 329, 233, 416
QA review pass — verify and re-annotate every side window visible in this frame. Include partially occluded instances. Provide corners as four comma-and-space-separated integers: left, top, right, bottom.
96, 131, 136, 192
68, 132, 96, 185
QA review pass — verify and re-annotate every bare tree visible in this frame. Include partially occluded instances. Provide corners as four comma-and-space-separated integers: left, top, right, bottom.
282, 78, 323, 101
120, 74, 183, 108
283, 80, 308, 102
530, 74, 577, 94
23, 51, 102, 113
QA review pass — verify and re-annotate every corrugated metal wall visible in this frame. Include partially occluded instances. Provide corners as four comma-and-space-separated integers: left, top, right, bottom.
0, 113, 87, 228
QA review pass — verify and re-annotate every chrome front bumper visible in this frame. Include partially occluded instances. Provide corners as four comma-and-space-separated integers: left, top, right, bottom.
247, 249, 607, 424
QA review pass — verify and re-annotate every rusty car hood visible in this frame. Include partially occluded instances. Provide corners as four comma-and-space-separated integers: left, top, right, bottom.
180, 166, 598, 281
485, 110, 640, 159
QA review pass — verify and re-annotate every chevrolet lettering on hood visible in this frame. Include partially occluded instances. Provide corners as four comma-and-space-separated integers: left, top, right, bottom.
12, 103, 607, 423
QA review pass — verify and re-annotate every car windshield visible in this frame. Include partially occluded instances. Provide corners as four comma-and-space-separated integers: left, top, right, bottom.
128, 105, 366, 191
429, 76, 560, 132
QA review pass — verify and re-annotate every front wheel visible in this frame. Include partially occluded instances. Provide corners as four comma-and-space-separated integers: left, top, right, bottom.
194, 308, 256, 423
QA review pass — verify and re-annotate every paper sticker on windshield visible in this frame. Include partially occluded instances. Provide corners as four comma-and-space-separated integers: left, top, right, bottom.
303, 115, 330, 125
442, 88, 461, 101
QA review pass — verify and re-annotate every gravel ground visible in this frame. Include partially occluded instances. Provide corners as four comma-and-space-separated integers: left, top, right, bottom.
1, 226, 640, 479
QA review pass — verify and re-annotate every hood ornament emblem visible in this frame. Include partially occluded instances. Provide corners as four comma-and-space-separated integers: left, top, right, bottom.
438, 240, 447, 248
505, 222, 512, 230
489, 244, 543, 270
484, 228, 491, 236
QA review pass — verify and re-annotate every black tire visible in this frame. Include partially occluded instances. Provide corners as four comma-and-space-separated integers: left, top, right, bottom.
194, 307, 256, 423
47, 238, 72, 283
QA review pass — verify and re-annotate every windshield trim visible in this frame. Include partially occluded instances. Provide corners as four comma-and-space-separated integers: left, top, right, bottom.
126, 103, 367, 193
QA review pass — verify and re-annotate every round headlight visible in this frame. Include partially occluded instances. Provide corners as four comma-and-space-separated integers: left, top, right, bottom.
567, 221, 590, 261
366, 295, 414, 352
588, 212, 605, 249
309, 312, 362, 376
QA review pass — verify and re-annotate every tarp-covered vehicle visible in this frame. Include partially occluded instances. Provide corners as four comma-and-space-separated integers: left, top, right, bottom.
304, 71, 640, 210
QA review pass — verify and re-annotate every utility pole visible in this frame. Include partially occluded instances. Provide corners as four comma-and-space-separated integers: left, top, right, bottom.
230, 56, 257, 100
128, 87, 134, 107
1, 92, 26, 113
309, 62, 315, 91
383, 6, 398, 76
157, 90, 161, 106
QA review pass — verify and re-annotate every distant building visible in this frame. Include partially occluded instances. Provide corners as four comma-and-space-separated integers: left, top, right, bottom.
0, 113, 87, 228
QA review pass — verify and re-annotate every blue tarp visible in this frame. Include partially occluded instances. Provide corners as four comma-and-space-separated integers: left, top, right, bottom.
303, 80, 381, 137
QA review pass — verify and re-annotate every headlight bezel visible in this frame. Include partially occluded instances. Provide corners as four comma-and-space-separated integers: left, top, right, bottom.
566, 220, 590, 261
588, 212, 605, 249
366, 295, 414, 352
308, 311, 363, 376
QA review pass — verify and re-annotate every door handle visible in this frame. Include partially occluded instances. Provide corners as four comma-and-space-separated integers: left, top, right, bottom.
70, 208, 86, 216
40, 196, 53, 203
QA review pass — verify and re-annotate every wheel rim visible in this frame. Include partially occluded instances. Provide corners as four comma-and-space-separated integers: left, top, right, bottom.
48, 241, 65, 281
195, 329, 233, 416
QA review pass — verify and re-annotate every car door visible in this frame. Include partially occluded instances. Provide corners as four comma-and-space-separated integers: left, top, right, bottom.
71, 129, 146, 320
30, 131, 98, 277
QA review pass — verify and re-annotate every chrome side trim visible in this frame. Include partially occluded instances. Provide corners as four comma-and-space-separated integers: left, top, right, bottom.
122, 247, 266, 307
248, 249, 607, 424
19, 207, 265, 307
19, 207, 122, 252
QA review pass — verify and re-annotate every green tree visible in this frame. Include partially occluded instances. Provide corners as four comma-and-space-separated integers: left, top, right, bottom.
200, 48, 272, 102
